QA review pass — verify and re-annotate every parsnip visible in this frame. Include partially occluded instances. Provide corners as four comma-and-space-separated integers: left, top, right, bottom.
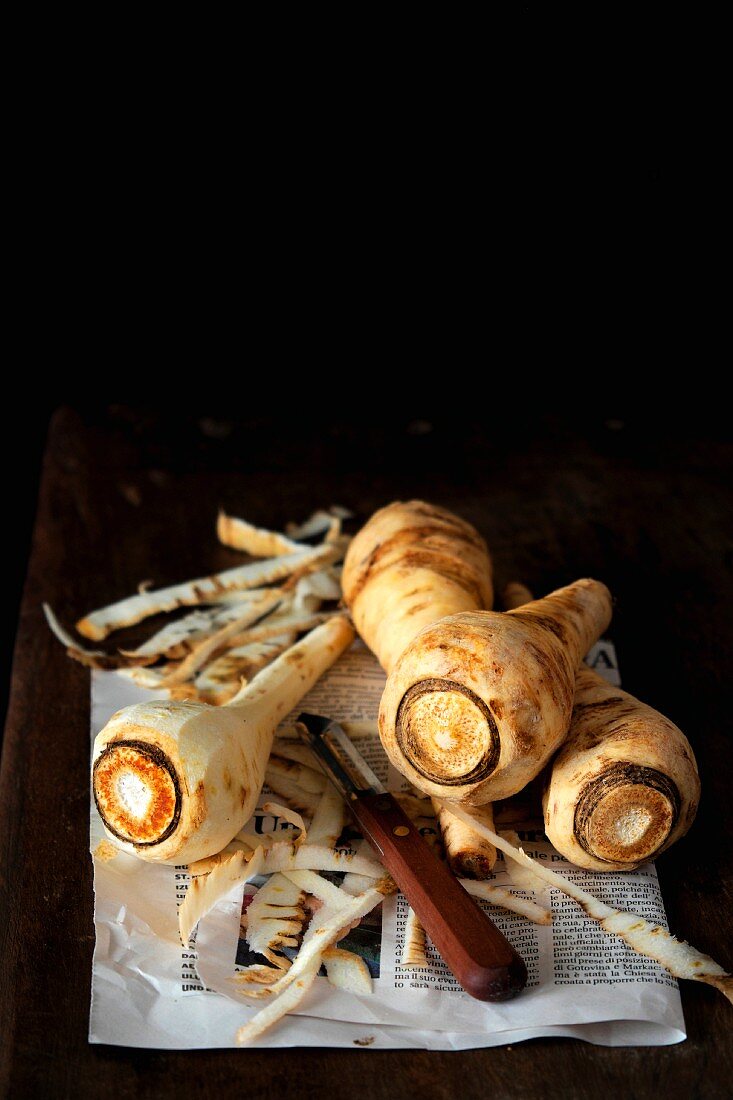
345, 507, 611, 806
342, 500, 494, 675
505, 581, 701, 870
427, 582, 535, 872
543, 666, 701, 870
424, 580, 540, 873
91, 615, 354, 864
379, 578, 612, 804
343, 499, 502, 862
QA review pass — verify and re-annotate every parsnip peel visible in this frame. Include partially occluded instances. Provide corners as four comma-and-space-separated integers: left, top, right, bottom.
439, 802, 732, 1001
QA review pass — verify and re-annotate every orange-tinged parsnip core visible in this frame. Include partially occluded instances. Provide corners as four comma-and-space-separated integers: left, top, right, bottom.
93, 741, 181, 845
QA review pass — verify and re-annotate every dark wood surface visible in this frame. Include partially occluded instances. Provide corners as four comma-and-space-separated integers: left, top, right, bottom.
2, 407, 731, 1099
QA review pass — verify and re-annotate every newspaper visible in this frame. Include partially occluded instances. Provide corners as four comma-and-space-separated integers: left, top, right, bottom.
89, 640, 686, 1049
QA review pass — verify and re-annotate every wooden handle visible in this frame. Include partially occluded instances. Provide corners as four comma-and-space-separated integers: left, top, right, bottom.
352, 792, 527, 1001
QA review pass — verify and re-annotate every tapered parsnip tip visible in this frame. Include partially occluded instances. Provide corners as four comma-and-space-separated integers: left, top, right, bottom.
435, 799, 497, 879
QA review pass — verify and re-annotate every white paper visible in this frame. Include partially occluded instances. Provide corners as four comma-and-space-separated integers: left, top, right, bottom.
89, 638, 685, 1049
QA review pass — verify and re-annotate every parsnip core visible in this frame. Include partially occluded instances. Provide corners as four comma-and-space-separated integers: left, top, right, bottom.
574, 765, 679, 865
395, 679, 499, 786
93, 741, 181, 845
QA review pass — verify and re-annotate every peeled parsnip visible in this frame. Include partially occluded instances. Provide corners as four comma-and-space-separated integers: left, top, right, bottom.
543, 666, 701, 870
91, 615, 354, 865
379, 578, 612, 804
342, 500, 494, 675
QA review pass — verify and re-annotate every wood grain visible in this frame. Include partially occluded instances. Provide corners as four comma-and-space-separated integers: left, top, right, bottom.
1, 407, 731, 1099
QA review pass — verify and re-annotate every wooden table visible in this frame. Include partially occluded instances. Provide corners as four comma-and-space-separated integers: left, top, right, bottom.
2, 407, 731, 1099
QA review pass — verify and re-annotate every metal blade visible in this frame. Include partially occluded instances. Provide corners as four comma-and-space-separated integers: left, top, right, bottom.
296, 712, 387, 799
